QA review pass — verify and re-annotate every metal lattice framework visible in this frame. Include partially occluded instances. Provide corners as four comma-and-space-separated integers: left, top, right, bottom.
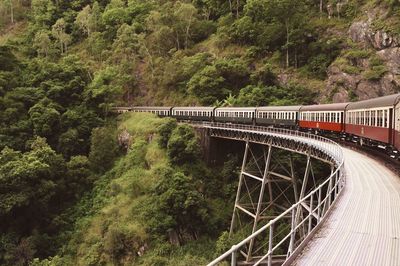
191, 122, 345, 266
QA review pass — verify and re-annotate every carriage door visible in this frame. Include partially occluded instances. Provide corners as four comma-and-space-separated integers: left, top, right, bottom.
395, 104, 400, 146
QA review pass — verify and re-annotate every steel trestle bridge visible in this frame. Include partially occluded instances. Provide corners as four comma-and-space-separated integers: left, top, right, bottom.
189, 122, 345, 266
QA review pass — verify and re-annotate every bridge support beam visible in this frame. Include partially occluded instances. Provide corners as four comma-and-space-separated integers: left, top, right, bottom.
228, 142, 324, 263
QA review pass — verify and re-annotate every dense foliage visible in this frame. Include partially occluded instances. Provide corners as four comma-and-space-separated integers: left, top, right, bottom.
0, 0, 398, 264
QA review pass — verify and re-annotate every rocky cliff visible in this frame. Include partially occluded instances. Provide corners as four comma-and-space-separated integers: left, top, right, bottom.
323, 8, 400, 103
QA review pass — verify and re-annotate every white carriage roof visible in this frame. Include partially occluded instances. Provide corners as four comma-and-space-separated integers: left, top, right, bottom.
347, 93, 400, 110
173, 107, 215, 111
130, 106, 172, 110
215, 107, 256, 111
257, 106, 302, 111
300, 103, 349, 112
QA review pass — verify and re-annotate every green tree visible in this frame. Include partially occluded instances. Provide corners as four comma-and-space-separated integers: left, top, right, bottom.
157, 118, 177, 149
145, 168, 209, 243
111, 23, 140, 64
66, 155, 92, 199
88, 127, 119, 173
84, 66, 124, 111
31, 0, 56, 27
28, 98, 61, 139
173, 2, 199, 49
167, 125, 200, 165
0, 137, 65, 218
75, 5, 94, 37
33, 31, 52, 57
51, 18, 71, 54
188, 58, 249, 104
264, 0, 306, 67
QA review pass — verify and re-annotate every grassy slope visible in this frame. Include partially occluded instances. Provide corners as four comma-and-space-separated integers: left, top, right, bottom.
52, 113, 216, 265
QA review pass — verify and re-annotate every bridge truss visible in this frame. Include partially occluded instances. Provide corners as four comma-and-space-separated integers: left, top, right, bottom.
194, 123, 345, 266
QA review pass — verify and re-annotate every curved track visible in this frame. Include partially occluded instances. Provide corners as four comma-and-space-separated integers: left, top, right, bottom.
294, 147, 400, 265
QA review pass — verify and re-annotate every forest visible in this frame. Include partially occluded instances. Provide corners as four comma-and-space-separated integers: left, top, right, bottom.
0, 0, 399, 265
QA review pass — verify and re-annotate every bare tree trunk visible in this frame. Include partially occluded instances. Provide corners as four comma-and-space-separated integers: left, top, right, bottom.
175, 31, 180, 50
228, 0, 232, 13
60, 40, 63, 54
10, 0, 14, 24
286, 21, 289, 68
236, 0, 239, 18
320, 0, 323, 15
185, 12, 194, 49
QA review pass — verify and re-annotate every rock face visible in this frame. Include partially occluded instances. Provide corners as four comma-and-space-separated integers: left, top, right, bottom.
324, 11, 400, 103
349, 20, 400, 50
118, 129, 132, 150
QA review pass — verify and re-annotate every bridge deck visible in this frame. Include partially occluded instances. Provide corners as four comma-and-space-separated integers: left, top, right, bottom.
294, 147, 400, 265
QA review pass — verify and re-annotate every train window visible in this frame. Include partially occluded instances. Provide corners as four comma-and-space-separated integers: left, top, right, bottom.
383, 110, 388, 128
395, 106, 400, 131
370, 110, 375, 126
357, 111, 360, 125
377, 110, 383, 127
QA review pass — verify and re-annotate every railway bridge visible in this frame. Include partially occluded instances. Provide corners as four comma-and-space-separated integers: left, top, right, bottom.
193, 122, 400, 266
114, 105, 400, 265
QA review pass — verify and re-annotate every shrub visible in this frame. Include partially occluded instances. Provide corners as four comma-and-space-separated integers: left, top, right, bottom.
157, 118, 177, 149
363, 65, 387, 80
167, 125, 200, 165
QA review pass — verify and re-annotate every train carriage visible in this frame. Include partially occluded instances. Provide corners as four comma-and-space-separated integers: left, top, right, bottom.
171, 107, 215, 121
395, 99, 400, 151
345, 93, 400, 148
214, 107, 256, 124
256, 106, 301, 127
299, 103, 349, 132
129, 107, 172, 117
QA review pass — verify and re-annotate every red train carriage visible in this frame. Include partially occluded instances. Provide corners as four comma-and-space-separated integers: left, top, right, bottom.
346, 94, 400, 148
299, 103, 349, 132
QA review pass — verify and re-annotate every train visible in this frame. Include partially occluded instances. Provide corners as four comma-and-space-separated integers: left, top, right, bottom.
114, 93, 400, 158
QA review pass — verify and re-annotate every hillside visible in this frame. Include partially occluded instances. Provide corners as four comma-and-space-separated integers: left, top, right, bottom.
1, 0, 400, 265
